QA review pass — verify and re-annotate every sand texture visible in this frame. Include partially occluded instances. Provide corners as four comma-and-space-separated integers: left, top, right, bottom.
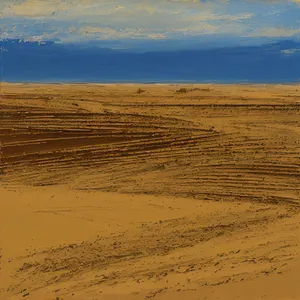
1, 83, 300, 299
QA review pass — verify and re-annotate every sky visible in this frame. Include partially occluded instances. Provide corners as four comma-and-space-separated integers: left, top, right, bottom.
1, 0, 300, 49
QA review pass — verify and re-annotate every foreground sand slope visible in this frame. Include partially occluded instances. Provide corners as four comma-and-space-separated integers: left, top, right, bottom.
1, 186, 300, 300
1, 84, 300, 299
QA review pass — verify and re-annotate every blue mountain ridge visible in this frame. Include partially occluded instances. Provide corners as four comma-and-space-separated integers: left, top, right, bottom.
1, 39, 299, 83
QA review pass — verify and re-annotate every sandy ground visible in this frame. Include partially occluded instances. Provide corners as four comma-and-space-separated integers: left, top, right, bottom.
1, 83, 300, 299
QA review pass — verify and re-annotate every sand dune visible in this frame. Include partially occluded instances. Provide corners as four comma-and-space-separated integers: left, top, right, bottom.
1, 83, 300, 299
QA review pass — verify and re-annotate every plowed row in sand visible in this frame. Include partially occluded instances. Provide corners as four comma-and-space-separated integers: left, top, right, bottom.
1, 83, 300, 300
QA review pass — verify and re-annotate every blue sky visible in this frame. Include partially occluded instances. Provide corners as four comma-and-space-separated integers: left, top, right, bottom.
1, 0, 300, 49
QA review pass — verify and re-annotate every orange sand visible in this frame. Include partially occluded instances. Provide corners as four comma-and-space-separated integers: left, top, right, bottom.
1, 83, 300, 299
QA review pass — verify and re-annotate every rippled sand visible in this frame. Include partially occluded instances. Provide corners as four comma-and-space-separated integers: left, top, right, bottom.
1, 83, 300, 299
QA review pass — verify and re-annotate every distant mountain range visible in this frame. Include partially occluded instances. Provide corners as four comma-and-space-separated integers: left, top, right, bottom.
1, 39, 300, 83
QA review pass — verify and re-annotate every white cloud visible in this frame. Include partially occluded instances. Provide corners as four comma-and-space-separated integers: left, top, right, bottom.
6, 0, 71, 17
2, 0, 227, 19
248, 27, 300, 37
1, 0, 300, 42
190, 12, 253, 22
174, 23, 218, 35
2, 0, 127, 18
281, 48, 300, 55
79, 26, 167, 40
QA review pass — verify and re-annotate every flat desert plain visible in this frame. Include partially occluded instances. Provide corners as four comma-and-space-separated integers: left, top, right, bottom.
1, 83, 300, 300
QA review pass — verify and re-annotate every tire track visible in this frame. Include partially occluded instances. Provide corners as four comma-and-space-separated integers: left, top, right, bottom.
1, 86, 299, 206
